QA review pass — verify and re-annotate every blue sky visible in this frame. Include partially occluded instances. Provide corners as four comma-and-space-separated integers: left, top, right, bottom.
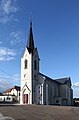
0, 0, 79, 98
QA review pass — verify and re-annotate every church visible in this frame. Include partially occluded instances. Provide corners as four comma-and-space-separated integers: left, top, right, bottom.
20, 20, 73, 106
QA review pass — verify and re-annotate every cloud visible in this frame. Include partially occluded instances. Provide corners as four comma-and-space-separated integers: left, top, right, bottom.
0, 78, 20, 92
12, 74, 20, 85
0, 0, 18, 23
73, 89, 79, 98
0, 73, 20, 82
0, 15, 17, 23
0, 41, 2, 44
0, 79, 13, 92
1, 0, 18, 14
10, 32, 22, 45
72, 82, 79, 87
10, 31, 26, 46
0, 73, 20, 92
71, 82, 79, 97
74, 82, 79, 87
13, 74, 20, 81
0, 72, 20, 92
0, 47, 16, 61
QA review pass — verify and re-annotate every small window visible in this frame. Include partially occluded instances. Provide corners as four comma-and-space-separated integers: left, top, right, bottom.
24, 59, 28, 69
34, 75, 36, 79
56, 100, 59, 103
19, 92, 20, 96
34, 60, 37, 70
0, 98, 2, 100
6, 97, 11, 100
24, 74, 26, 78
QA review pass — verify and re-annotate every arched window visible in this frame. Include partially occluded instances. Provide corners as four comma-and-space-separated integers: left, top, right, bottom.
24, 74, 26, 78
24, 59, 28, 69
34, 60, 37, 70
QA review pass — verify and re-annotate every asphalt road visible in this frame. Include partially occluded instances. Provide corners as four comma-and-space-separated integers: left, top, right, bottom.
0, 105, 79, 120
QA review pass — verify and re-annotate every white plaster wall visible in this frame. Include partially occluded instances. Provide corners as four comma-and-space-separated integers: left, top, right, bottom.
11, 89, 17, 96
11, 89, 20, 101
0, 96, 13, 102
20, 48, 32, 104
3, 92, 10, 95
3, 89, 20, 101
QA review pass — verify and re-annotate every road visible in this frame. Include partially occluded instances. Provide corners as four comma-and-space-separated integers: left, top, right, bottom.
0, 105, 79, 120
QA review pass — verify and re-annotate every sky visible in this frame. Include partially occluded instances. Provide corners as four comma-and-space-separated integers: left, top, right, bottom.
0, 0, 79, 98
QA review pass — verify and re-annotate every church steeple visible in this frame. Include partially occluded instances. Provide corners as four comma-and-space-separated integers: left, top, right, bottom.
27, 19, 34, 53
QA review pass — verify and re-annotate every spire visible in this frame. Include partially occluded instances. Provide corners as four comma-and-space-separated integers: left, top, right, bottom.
27, 19, 34, 53
30, 17, 32, 28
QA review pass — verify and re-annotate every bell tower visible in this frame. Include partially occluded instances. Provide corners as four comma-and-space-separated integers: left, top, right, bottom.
20, 20, 39, 104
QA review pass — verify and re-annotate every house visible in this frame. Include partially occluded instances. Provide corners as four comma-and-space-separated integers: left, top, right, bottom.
0, 95, 13, 103
20, 20, 73, 105
3, 86, 20, 102
73, 98, 79, 106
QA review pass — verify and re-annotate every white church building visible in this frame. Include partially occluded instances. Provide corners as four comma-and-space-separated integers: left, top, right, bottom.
20, 20, 73, 105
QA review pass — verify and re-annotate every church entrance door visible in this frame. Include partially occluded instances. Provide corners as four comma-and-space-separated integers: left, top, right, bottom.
24, 94, 28, 104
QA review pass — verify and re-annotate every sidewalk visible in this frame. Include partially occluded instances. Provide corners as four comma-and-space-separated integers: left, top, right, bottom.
0, 103, 20, 106
0, 102, 20, 106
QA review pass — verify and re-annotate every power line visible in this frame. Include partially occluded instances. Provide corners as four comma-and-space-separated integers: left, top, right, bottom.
0, 76, 20, 81
0, 69, 13, 76
0, 69, 20, 82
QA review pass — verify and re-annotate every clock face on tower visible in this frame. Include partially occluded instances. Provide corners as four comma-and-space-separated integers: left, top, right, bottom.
24, 74, 29, 80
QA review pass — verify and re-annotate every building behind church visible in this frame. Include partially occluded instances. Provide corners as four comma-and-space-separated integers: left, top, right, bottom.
20, 20, 73, 106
